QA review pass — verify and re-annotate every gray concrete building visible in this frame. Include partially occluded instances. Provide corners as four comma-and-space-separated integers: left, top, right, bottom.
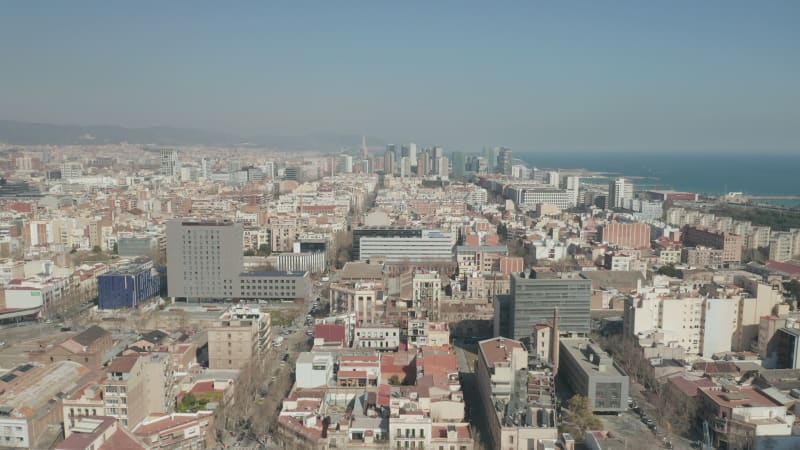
167, 219, 244, 300
498, 271, 591, 346
559, 338, 629, 413
237, 270, 311, 301
117, 234, 165, 260
167, 219, 311, 301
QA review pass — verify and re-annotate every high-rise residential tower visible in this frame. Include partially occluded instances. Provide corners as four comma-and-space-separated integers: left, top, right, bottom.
608, 177, 634, 209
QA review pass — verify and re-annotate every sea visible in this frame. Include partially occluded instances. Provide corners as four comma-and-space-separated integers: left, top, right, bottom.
516, 151, 800, 207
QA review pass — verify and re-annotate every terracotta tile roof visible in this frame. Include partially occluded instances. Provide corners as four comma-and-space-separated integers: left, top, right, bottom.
278, 416, 323, 440
478, 337, 524, 368
338, 370, 368, 379
106, 355, 139, 373
190, 380, 215, 394
692, 361, 739, 374
98, 429, 146, 450
71, 326, 111, 347
700, 386, 780, 409
766, 260, 800, 276
133, 412, 213, 436
431, 424, 471, 439
314, 324, 346, 344
55, 416, 116, 450
668, 374, 717, 397
340, 354, 379, 363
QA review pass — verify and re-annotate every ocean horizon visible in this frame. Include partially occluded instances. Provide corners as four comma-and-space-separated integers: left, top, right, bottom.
515, 151, 800, 204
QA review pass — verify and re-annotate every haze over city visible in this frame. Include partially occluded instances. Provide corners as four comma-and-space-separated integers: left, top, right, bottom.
2, 3, 800, 450
1, 1, 799, 151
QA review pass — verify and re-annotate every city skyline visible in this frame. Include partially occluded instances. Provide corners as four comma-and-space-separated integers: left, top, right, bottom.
1, 1, 799, 152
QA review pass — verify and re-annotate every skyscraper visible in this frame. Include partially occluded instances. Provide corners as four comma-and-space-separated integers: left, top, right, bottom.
408, 142, 417, 166
498, 147, 513, 176
160, 149, 180, 178
608, 177, 634, 209
566, 176, 581, 207
360, 135, 368, 161
451, 151, 466, 178
200, 158, 209, 179
341, 155, 353, 173
384, 146, 396, 175
437, 156, 448, 178
483, 147, 501, 173
400, 156, 410, 178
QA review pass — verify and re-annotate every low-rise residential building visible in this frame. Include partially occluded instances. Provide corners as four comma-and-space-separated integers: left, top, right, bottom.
63, 377, 106, 438
132, 411, 215, 449
408, 319, 450, 348
55, 416, 145, 450
40, 325, 113, 370
353, 324, 400, 351
698, 386, 794, 448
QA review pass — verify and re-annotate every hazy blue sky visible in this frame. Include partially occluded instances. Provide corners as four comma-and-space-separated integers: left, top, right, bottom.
1, 1, 798, 151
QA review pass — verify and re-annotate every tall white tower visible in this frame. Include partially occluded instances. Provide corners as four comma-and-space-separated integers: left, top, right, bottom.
408, 142, 417, 166
360, 135, 368, 161
609, 177, 634, 209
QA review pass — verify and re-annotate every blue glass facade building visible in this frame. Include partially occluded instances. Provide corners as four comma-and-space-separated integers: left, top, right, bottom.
98, 258, 162, 309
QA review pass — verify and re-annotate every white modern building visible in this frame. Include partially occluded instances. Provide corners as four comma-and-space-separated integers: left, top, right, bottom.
625, 293, 743, 357
295, 352, 335, 388
160, 149, 180, 178
353, 325, 400, 350
507, 187, 572, 210
608, 177, 634, 209
531, 239, 568, 261
358, 230, 454, 262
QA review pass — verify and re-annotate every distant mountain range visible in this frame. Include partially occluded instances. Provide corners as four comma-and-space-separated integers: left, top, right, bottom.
0, 120, 383, 150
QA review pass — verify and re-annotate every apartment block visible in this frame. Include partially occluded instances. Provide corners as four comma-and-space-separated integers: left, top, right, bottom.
103, 356, 148, 429
208, 305, 271, 370
353, 324, 399, 350
413, 271, 442, 320
56, 416, 145, 450
682, 246, 723, 267
476, 337, 558, 450
133, 412, 215, 449
682, 226, 743, 263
